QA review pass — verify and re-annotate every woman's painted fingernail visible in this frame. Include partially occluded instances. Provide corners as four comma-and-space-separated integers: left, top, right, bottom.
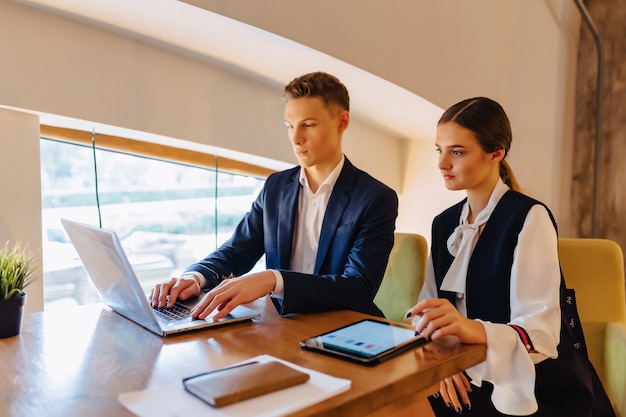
447, 402, 453, 409
405, 311, 412, 318
464, 403, 471, 411
456, 406, 463, 414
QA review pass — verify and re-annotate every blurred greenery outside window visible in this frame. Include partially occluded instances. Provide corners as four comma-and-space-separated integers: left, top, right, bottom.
40, 127, 269, 309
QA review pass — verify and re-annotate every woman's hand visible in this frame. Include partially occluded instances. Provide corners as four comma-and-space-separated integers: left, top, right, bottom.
438, 372, 473, 413
407, 298, 486, 344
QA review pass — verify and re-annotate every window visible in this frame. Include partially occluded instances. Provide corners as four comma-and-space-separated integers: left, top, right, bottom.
40, 127, 270, 309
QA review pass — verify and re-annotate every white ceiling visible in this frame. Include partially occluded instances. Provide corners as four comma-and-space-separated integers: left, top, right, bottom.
17, 0, 442, 141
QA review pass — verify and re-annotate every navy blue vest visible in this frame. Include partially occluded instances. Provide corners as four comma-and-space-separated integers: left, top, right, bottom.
427, 190, 614, 417
431, 191, 545, 322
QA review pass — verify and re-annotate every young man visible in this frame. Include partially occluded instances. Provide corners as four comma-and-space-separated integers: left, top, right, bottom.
150, 71, 398, 320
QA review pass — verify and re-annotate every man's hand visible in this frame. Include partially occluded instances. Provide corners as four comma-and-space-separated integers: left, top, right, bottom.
191, 271, 276, 321
149, 276, 201, 308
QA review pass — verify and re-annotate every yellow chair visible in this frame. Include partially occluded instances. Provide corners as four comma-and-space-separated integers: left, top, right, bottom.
374, 233, 428, 322
559, 238, 626, 417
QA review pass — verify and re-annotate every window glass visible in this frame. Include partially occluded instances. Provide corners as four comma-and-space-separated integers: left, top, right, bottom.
40, 138, 265, 309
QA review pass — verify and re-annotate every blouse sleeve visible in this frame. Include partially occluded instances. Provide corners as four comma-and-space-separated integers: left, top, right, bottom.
418, 255, 438, 302
465, 204, 561, 415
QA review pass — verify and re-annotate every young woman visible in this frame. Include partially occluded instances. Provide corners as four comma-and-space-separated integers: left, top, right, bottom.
406, 97, 613, 416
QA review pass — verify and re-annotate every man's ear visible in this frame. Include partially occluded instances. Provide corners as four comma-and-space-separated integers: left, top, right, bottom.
338, 110, 350, 133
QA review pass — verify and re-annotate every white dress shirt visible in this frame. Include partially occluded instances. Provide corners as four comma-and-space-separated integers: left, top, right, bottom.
270, 156, 345, 298
418, 179, 561, 415
183, 157, 346, 295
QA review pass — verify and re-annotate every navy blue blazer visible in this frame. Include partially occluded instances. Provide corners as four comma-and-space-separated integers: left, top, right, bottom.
185, 157, 398, 316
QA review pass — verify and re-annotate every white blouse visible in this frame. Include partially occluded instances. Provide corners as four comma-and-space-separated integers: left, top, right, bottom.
418, 180, 561, 415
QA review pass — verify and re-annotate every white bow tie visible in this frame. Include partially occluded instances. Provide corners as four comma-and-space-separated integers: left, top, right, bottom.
440, 211, 490, 296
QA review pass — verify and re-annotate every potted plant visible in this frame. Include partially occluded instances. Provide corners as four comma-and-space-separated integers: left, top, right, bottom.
0, 241, 37, 338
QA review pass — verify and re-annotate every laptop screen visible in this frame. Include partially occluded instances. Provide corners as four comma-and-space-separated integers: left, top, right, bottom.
61, 218, 164, 335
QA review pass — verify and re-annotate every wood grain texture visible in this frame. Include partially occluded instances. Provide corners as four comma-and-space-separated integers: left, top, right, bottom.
0, 297, 485, 417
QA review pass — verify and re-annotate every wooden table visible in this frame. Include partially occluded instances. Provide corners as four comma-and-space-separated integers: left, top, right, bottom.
0, 297, 485, 417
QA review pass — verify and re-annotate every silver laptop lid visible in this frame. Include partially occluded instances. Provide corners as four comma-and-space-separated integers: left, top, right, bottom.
61, 218, 260, 336
61, 218, 165, 335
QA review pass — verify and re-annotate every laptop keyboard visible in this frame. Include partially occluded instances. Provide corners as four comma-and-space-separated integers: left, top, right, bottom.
153, 301, 193, 323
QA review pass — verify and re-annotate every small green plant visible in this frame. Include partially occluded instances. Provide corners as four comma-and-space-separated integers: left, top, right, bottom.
0, 241, 37, 301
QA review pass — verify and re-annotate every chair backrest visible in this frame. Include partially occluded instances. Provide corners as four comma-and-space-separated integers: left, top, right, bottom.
374, 233, 428, 322
558, 238, 626, 383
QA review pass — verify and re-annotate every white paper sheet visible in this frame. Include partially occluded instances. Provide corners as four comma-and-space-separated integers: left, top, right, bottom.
119, 354, 351, 417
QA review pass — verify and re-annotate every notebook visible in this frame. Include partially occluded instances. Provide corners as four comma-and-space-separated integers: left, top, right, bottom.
61, 218, 260, 336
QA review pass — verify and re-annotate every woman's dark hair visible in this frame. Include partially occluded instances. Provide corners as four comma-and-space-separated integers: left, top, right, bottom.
283, 72, 350, 112
439, 97, 519, 191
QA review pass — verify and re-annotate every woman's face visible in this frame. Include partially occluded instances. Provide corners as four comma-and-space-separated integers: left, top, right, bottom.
435, 121, 503, 193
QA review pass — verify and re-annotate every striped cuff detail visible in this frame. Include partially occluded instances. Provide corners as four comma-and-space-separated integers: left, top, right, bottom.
509, 324, 537, 353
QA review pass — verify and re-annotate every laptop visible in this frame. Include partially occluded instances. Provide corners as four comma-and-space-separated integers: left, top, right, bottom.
60, 218, 260, 336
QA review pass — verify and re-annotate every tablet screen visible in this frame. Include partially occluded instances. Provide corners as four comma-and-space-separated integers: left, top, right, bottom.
300, 319, 427, 364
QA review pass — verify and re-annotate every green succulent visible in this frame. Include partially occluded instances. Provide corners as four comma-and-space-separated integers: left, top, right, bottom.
0, 242, 37, 301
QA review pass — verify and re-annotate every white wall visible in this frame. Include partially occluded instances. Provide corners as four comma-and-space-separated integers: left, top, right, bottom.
0, 1, 582, 312
0, 1, 403, 190
1, 1, 582, 223
0, 108, 43, 314
194, 0, 582, 236
0, 1, 405, 311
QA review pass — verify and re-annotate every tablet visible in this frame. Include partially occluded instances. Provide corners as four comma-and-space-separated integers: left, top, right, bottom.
299, 318, 428, 366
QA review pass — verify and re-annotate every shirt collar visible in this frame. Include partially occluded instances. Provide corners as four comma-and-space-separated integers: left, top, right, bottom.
460, 178, 510, 224
440, 178, 511, 298
298, 155, 345, 193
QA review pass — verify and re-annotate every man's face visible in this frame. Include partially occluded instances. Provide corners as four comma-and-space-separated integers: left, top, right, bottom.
284, 97, 347, 170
